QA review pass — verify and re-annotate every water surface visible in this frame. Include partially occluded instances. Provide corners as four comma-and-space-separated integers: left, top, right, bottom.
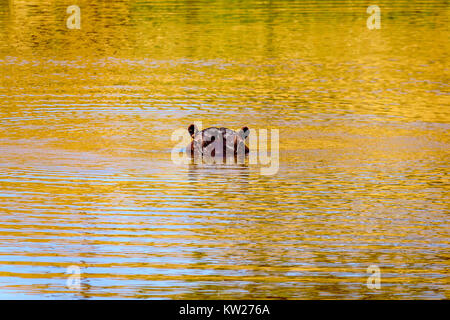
0, 0, 449, 299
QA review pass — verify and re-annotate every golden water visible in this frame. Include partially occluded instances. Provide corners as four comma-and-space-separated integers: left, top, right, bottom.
0, 0, 448, 299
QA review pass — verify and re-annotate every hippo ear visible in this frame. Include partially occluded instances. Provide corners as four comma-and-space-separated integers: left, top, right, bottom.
238, 126, 249, 140
188, 124, 198, 138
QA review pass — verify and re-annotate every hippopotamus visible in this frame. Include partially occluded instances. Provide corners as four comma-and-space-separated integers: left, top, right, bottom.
187, 124, 250, 158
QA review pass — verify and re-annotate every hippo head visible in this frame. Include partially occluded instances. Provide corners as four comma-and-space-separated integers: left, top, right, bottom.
187, 124, 250, 158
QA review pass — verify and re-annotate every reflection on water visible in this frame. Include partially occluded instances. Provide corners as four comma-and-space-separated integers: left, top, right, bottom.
0, 0, 448, 299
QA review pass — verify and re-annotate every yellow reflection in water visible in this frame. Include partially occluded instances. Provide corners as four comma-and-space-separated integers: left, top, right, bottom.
0, 0, 448, 299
